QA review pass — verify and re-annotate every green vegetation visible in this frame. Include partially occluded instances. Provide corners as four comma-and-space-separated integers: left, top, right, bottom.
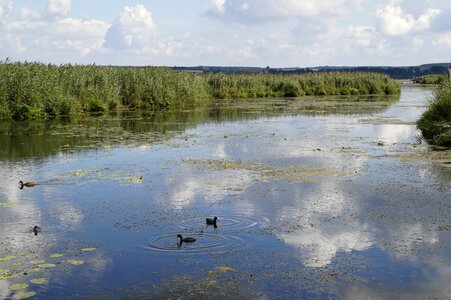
415, 74, 448, 85
0, 61, 400, 120
418, 80, 451, 146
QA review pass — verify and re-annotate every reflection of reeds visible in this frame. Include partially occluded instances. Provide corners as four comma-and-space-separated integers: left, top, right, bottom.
0, 61, 400, 120
418, 80, 451, 146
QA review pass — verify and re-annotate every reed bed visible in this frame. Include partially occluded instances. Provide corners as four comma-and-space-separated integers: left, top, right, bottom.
0, 62, 400, 120
418, 80, 451, 146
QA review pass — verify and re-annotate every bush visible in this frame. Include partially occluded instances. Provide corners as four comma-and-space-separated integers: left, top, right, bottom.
418, 80, 451, 146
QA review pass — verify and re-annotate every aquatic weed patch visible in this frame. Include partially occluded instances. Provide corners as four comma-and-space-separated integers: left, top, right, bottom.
63, 167, 145, 186
0, 247, 99, 298
182, 158, 351, 183
0, 202, 15, 208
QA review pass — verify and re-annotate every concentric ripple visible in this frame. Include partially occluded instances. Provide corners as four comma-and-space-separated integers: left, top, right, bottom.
176, 215, 265, 232
145, 233, 243, 253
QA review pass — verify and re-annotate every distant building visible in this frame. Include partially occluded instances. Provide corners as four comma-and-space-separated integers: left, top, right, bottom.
448, 67, 451, 79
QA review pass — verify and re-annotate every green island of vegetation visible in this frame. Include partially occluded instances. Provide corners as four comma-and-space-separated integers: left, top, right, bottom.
0, 62, 400, 120
418, 80, 451, 147
412, 74, 448, 85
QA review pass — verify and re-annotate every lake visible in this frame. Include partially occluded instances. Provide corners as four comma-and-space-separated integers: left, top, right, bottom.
0, 86, 450, 299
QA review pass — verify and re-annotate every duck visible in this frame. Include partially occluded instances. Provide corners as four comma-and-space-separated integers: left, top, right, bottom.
206, 216, 218, 226
33, 226, 41, 235
177, 234, 196, 243
19, 181, 37, 189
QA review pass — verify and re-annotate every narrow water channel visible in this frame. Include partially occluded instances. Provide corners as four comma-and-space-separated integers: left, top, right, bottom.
0, 86, 450, 299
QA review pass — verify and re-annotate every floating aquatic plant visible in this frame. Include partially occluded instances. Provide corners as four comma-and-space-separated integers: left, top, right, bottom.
38, 263, 56, 268
0, 255, 16, 261
217, 266, 235, 273
30, 260, 45, 265
9, 284, 29, 291
0, 202, 15, 208
12, 291, 36, 299
30, 278, 48, 285
67, 260, 85, 266
49, 254, 64, 258
81, 248, 96, 252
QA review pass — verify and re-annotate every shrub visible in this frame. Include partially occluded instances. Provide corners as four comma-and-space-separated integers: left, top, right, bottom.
418, 80, 451, 146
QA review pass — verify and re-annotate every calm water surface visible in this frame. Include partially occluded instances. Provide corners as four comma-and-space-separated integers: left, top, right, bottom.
0, 86, 450, 299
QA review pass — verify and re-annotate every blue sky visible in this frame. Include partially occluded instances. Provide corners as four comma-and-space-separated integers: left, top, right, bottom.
0, 0, 450, 67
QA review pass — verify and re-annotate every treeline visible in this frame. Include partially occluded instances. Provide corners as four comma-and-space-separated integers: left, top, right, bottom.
418, 80, 451, 146
0, 62, 400, 120
174, 63, 451, 79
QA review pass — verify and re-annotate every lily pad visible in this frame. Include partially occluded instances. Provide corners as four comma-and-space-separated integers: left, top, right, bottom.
0, 202, 15, 208
38, 263, 56, 268
30, 260, 45, 265
30, 278, 47, 285
216, 266, 235, 273
13, 291, 36, 299
9, 284, 29, 291
81, 248, 96, 252
67, 260, 84, 266
0, 255, 16, 261
13, 262, 24, 267
1, 273, 19, 279
49, 254, 64, 258
73, 169, 94, 177
0, 269, 9, 273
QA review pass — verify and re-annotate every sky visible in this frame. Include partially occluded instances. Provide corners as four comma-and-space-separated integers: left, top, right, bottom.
0, 0, 450, 67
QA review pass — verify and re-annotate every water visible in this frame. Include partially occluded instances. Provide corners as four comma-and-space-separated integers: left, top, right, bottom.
0, 86, 450, 299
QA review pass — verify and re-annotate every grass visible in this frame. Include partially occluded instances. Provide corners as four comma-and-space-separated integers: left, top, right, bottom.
417, 80, 451, 147
0, 61, 400, 120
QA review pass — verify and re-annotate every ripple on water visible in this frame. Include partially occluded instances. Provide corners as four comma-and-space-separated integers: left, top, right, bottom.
145, 233, 243, 253
176, 215, 265, 232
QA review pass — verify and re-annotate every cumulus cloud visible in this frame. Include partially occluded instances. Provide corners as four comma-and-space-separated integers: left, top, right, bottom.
0, 2, 109, 60
433, 34, 451, 47
376, 3, 440, 36
47, 0, 72, 17
0, 0, 13, 18
206, 0, 362, 23
104, 4, 156, 49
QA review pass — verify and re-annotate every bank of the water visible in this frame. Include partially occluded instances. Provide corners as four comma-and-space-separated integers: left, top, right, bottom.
418, 80, 451, 146
0, 62, 400, 120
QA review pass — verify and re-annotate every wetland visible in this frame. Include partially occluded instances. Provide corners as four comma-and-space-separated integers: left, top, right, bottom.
0, 86, 450, 299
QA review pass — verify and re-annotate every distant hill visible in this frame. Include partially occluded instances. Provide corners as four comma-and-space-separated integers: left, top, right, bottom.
173, 63, 451, 79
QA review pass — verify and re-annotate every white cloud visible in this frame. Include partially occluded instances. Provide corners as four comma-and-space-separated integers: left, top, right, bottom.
0, 0, 13, 18
208, 0, 226, 14
206, 0, 362, 23
47, 0, 72, 17
433, 34, 451, 47
104, 4, 156, 49
376, 3, 440, 36
0, 2, 109, 59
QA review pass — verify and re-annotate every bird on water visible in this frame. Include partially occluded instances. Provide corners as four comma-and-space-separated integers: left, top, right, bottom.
33, 226, 41, 235
177, 234, 196, 243
206, 216, 218, 227
19, 181, 37, 189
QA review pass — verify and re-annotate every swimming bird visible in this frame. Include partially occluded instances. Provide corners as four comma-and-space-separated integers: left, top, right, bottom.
206, 216, 218, 226
19, 181, 37, 189
177, 234, 196, 243
33, 226, 41, 235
